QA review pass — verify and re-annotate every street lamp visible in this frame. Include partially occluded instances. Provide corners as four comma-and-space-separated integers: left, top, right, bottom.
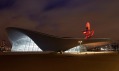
78, 41, 83, 53
78, 41, 82, 45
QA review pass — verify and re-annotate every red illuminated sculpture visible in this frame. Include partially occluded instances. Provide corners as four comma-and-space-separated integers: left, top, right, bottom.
83, 22, 94, 39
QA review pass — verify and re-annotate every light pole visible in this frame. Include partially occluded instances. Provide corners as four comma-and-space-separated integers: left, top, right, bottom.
78, 41, 82, 53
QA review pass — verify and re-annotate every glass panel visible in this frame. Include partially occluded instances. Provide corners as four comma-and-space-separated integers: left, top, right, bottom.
65, 45, 87, 53
11, 32, 42, 52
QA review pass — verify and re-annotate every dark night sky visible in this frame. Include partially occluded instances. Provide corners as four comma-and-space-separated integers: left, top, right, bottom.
0, 0, 119, 43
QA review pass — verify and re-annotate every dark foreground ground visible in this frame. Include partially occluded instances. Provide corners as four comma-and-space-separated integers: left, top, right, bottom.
0, 52, 119, 71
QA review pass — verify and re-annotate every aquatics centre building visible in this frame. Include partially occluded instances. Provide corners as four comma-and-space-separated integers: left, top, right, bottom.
6, 27, 111, 53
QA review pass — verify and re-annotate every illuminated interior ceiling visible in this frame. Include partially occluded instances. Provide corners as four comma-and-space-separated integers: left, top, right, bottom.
84, 42, 111, 49
7, 29, 42, 52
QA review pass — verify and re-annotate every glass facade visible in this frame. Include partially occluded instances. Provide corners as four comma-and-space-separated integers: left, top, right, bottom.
11, 32, 42, 52
65, 45, 87, 53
